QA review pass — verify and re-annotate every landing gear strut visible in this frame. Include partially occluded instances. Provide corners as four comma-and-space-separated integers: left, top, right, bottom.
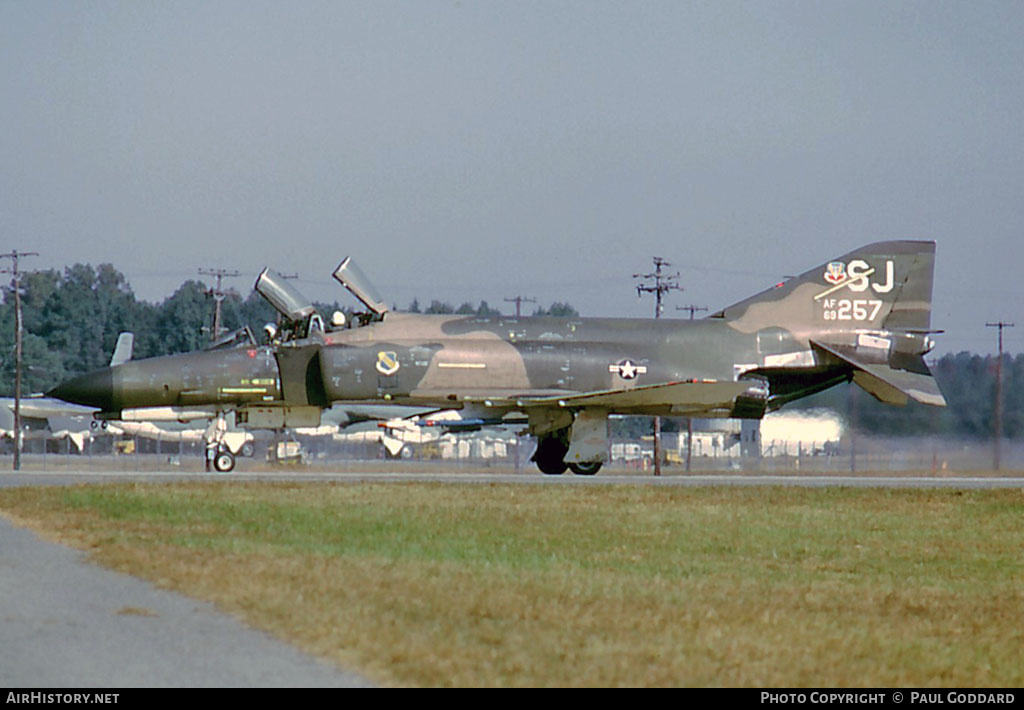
204, 412, 237, 473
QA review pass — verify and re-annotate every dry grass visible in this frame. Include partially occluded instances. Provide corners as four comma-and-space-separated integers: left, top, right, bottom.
1, 482, 1022, 687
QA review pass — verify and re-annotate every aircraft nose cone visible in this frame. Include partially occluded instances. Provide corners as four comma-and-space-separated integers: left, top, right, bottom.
48, 369, 115, 411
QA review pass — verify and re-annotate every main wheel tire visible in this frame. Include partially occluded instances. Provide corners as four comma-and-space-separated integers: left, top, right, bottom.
568, 461, 602, 476
537, 458, 568, 475
533, 436, 569, 475
240, 441, 255, 458
213, 450, 236, 473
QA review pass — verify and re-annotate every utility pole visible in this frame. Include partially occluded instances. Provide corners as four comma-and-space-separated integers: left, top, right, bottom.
848, 382, 857, 473
986, 321, 1014, 471
635, 257, 683, 476
504, 295, 537, 318
198, 268, 240, 343
676, 304, 707, 472
634, 257, 682, 319
0, 250, 38, 471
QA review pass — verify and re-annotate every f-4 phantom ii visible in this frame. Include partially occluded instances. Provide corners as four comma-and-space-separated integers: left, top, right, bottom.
49, 240, 946, 473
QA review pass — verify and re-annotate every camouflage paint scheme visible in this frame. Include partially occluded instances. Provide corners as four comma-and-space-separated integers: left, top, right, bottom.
50, 241, 945, 474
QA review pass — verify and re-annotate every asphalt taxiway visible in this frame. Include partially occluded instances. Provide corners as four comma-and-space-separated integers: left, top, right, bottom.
2, 467, 1021, 687
0, 470, 381, 688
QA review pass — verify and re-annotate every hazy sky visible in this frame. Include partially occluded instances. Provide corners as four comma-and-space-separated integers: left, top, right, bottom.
2, 1, 1022, 354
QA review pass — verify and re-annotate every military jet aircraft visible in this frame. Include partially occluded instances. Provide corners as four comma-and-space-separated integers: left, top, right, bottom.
49, 241, 946, 474
0, 396, 96, 453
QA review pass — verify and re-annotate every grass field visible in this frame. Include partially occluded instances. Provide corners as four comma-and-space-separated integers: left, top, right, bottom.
1, 481, 1022, 687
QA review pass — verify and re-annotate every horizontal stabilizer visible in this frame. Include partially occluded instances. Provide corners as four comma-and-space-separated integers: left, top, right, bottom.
810, 340, 946, 407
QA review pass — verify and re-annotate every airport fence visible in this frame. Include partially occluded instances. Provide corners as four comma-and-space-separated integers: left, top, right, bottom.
4, 429, 1024, 475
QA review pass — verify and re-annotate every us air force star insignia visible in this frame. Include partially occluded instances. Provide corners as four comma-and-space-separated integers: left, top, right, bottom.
376, 351, 400, 376
609, 359, 647, 380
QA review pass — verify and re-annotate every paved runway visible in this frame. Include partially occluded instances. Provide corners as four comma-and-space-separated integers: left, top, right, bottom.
2, 468, 1021, 687
3, 469, 1024, 489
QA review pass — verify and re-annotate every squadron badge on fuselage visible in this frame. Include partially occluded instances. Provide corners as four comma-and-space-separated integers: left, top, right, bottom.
376, 350, 400, 375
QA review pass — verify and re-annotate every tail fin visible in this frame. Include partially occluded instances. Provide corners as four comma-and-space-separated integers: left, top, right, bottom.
713, 241, 945, 407
712, 240, 936, 332
109, 332, 134, 367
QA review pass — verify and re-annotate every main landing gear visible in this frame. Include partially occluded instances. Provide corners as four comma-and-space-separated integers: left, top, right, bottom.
531, 431, 603, 476
533, 436, 568, 475
567, 461, 602, 475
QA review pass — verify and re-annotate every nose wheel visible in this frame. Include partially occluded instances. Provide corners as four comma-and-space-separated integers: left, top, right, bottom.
204, 412, 237, 473
213, 448, 236, 473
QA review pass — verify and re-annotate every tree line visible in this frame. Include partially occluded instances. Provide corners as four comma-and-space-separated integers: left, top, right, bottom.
0, 263, 1018, 440
795, 351, 1024, 440
0, 264, 580, 396
406, 298, 579, 317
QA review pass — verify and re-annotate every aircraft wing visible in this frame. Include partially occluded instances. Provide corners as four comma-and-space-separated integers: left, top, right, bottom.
409, 380, 753, 414
515, 381, 752, 409
16, 398, 96, 419
809, 339, 946, 407
406, 388, 575, 405
45, 416, 92, 453
322, 403, 442, 428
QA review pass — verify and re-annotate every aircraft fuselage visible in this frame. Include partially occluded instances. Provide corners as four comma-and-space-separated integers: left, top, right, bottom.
52, 313, 799, 418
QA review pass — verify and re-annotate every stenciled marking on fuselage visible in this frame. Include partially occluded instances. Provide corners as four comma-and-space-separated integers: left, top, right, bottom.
819, 298, 885, 322
815, 259, 894, 299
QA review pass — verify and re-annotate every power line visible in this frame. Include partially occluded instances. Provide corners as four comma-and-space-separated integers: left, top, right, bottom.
0, 249, 38, 471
